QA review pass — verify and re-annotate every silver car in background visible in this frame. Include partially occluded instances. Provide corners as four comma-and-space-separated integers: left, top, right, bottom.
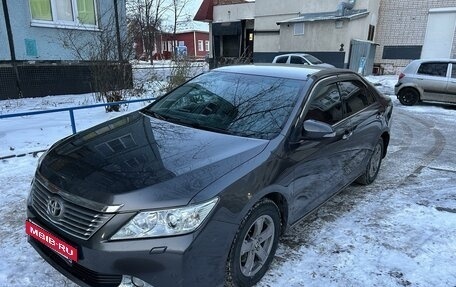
395, 59, 456, 105
272, 53, 335, 68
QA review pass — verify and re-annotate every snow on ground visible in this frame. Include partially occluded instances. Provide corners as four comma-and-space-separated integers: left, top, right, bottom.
260, 168, 456, 287
1, 75, 455, 287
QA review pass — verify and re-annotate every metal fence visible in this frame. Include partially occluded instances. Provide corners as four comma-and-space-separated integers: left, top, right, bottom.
0, 97, 156, 135
0, 61, 133, 100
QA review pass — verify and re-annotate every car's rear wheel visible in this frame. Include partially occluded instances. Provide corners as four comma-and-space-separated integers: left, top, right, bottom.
356, 139, 384, 185
398, 88, 419, 106
226, 199, 280, 287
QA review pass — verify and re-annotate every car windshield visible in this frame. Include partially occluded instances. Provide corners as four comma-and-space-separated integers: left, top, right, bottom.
145, 71, 304, 139
305, 55, 323, 65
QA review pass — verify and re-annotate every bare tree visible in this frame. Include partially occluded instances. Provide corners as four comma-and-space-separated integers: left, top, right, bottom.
127, 0, 170, 64
59, 9, 135, 111
169, 0, 191, 56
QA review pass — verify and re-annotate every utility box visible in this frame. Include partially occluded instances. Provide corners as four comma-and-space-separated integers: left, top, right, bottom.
349, 39, 377, 76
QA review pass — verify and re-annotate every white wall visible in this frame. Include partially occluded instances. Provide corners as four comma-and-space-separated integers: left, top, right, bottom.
213, 3, 255, 23
421, 8, 456, 59
254, 0, 379, 55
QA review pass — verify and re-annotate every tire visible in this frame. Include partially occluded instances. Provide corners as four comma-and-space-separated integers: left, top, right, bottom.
356, 139, 384, 185
398, 88, 419, 106
225, 199, 281, 287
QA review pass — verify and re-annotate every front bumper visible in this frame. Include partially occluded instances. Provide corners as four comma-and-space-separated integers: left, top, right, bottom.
27, 206, 238, 287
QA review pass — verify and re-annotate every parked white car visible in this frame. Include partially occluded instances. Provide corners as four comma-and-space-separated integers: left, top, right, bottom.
272, 53, 335, 68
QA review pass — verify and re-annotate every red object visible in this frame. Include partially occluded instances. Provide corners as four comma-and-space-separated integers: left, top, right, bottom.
26, 220, 78, 262
194, 0, 214, 22
398, 72, 405, 80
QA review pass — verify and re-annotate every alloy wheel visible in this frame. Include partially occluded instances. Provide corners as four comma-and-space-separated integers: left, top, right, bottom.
368, 142, 382, 179
239, 215, 275, 277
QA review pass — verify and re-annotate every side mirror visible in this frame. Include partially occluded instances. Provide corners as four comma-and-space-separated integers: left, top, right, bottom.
302, 119, 336, 139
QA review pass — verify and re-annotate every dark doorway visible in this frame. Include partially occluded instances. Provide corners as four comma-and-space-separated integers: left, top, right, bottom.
223, 35, 240, 57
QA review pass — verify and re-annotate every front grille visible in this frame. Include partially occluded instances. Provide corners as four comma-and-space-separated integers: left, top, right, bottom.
31, 237, 122, 287
31, 179, 113, 240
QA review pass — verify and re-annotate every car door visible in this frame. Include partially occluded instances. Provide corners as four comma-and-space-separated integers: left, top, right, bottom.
445, 63, 456, 104
337, 76, 384, 184
415, 62, 449, 102
286, 77, 356, 223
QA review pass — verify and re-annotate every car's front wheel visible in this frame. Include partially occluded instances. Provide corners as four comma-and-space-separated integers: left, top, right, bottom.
226, 199, 281, 287
398, 88, 419, 106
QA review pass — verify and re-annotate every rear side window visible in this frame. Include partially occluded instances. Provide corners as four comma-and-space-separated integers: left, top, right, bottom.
305, 83, 343, 125
290, 56, 306, 64
338, 81, 375, 117
275, 56, 288, 63
417, 63, 448, 77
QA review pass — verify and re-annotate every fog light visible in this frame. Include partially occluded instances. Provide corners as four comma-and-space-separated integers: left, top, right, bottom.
120, 275, 154, 287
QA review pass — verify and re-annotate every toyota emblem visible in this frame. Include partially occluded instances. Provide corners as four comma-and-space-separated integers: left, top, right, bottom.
47, 198, 64, 219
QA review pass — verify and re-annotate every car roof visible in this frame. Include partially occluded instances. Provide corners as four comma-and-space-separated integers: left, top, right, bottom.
213, 64, 353, 81
275, 53, 310, 58
213, 64, 325, 81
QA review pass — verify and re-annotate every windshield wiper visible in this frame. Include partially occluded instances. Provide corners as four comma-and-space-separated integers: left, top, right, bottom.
143, 109, 248, 136
169, 118, 236, 135
141, 109, 168, 121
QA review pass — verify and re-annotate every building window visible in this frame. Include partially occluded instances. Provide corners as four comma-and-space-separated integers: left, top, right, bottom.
382, 45, 422, 60
294, 22, 304, 36
198, 40, 204, 51
205, 40, 210, 51
29, 0, 97, 28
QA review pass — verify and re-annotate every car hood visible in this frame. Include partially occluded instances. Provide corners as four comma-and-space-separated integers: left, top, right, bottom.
38, 111, 268, 211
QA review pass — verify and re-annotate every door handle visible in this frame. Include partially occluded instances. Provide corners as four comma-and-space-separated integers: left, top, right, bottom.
342, 130, 353, 140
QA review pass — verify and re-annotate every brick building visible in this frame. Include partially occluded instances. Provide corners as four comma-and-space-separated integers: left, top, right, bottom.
134, 29, 209, 60
168, 30, 210, 59
375, 0, 456, 74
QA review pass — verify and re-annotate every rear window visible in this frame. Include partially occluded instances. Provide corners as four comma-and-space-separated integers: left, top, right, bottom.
417, 62, 448, 77
274, 56, 288, 64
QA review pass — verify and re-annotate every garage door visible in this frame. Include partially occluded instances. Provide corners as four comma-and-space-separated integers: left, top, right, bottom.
421, 8, 456, 59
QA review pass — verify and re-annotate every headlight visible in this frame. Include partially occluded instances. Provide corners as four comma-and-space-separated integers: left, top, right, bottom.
110, 197, 219, 240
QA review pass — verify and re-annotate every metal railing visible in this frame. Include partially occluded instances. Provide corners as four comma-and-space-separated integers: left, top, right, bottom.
0, 97, 156, 134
